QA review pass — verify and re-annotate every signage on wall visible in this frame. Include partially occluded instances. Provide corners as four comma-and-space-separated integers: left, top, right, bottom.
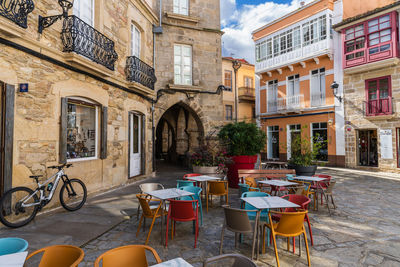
19, 83, 28, 92
380, 129, 393, 159
345, 126, 352, 132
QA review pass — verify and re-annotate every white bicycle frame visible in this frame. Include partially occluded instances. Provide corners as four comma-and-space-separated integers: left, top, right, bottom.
21, 169, 65, 208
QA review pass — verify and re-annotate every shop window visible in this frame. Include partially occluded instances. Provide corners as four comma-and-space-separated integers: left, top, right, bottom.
365, 76, 392, 116
224, 70, 232, 91
312, 122, 328, 161
358, 130, 378, 167
267, 126, 279, 159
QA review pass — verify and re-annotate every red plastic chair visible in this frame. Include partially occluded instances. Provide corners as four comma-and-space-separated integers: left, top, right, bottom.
183, 173, 202, 187
311, 175, 332, 205
165, 199, 199, 248
272, 194, 313, 253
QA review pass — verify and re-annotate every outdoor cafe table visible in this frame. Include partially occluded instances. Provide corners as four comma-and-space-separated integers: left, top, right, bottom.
240, 196, 300, 258
293, 176, 328, 210
258, 180, 299, 195
145, 188, 194, 245
151, 257, 193, 267
261, 161, 287, 169
185, 175, 221, 200
0, 251, 28, 267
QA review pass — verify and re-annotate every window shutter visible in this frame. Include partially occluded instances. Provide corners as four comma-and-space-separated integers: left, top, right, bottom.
100, 106, 108, 159
3, 84, 15, 193
59, 97, 67, 164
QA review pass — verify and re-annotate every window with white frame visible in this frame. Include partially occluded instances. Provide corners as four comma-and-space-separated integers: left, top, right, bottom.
174, 44, 192, 85
73, 0, 94, 26
131, 24, 141, 58
173, 0, 188, 16
287, 74, 300, 96
273, 36, 280, 57
302, 15, 327, 46
310, 68, 326, 107
312, 122, 328, 161
66, 99, 98, 160
267, 126, 280, 159
267, 80, 278, 113
244, 76, 253, 88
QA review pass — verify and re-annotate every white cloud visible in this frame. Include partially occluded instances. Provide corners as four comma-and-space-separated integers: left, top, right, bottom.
221, 0, 312, 64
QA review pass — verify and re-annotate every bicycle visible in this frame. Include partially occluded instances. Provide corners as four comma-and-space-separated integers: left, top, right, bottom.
0, 163, 87, 228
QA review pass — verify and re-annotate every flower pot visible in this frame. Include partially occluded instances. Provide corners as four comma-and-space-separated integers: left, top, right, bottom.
192, 166, 219, 176
227, 155, 258, 188
294, 165, 317, 176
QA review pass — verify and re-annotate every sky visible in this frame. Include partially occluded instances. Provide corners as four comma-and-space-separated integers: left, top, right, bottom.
220, 0, 312, 64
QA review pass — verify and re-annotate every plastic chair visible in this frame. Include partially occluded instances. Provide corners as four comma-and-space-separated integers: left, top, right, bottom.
94, 245, 161, 267
0, 237, 28, 256
137, 183, 164, 220
179, 185, 203, 226
220, 205, 259, 260
166, 199, 199, 248
263, 210, 310, 267
25, 245, 84, 267
311, 174, 332, 205
320, 180, 337, 215
183, 173, 202, 179
203, 253, 257, 267
207, 180, 228, 212
136, 194, 168, 245
176, 180, 196, 188
238, 183, 259, 196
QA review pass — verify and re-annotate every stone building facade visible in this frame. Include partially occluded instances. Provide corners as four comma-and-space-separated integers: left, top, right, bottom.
153, 0, 224, 164
334, 0, 400, 172
0, 0, 160, 204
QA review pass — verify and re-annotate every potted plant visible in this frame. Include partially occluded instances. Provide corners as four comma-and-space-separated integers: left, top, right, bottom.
287, 126, 324, 176
218, 122, 266, 188
190, 143, 232, 177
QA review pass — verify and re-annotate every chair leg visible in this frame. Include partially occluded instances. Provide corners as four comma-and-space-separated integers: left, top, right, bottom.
303, 231, 311, 267
251, 226, 257, 260
219, 226, 225, 254
262, 226, 266, 254
165, 217, 170, 247
271, 234, 280, 267
306, 215, 314, 246
136, 214, 144, 237
206, 193, 209, 212
299, 234, 301, 257
234, 233, 238, 248
287, 237, 290, 251
145, 215, 157, 245
331, 195, 336, 209
326, 194, 332, 215
194, 218, 198, 248
171, 220, 174, 240
136, 204, 141, 220
292, 237, 295, 253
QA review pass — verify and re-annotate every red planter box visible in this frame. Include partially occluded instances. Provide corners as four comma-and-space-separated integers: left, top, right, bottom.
227, 155, 258, 188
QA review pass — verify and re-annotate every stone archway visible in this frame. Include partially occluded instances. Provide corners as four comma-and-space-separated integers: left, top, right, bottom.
155, 102, 204, 166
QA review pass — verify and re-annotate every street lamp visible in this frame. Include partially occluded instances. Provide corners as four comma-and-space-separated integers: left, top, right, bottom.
232, 59, 242, 121
38, 0, 74, 33
331, 81, 342, 103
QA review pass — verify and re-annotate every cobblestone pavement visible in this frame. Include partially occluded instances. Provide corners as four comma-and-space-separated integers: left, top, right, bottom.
5, 163, 400, 266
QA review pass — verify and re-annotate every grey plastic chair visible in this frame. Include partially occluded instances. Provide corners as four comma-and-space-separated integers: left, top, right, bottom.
203, 253, 258, 267
321, 180, 336, 215
137, 183, 164, 220
220, 205, 260, 260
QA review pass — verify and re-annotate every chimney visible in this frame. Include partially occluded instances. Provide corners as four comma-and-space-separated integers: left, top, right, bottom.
300, 1, 305, 7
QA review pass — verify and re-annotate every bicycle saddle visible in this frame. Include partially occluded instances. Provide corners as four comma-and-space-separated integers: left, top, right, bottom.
29, 175, 42, 179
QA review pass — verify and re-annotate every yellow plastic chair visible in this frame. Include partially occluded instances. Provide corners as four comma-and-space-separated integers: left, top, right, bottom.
136, 194, 168, 245
94, 245, 162, 267
24, 245, 84, 267
263, 210, 310, 267
207, 180, 228, 212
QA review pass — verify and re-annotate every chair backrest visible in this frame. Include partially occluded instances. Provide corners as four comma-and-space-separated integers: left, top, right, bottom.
169, 199, 198, 220
238, 169, 295, 183
208, 181, 227, 194
286, 174, 295, 180
0, 238, 28, 256
313, 174, 332, 179
183, 173, 202, 179
177, 180, 196, 188
244, 177, 258, 188
273, 210, 307, 235
222, 206, 255, 233
139, 183, 164, 193
26, 245, 84, 267
241, 192, 269, 210
326, 180, 336, 194
94, 245, 161, 267
238, 183, 250, 194
136, 194, 160, 217
282, 194, 311, 211
203, 253, 257, 267
178, 186, 202, 201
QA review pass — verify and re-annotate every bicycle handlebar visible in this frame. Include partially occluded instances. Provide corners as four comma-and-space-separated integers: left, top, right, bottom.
47, 163, 72, 170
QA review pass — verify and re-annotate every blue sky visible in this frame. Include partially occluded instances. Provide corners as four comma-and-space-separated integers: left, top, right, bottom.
220, 0, 311, 63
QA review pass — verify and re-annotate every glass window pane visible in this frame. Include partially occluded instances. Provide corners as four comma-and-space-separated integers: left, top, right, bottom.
133, 115, 139, 153
380, 44, 390, 51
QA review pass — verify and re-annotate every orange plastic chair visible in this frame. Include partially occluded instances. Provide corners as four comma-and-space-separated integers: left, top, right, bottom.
207, 180, 228, 212
24, 245, 84, 267
94, 245, 162, 267
136, 194, 168, 245
263, 210, 310, 267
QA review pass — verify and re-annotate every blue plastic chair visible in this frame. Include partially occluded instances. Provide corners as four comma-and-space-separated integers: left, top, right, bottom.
179, 186, 203, 226
286, 174, 295, 180
177, 180, 196, 188
238, 183, 260, 195
241, 191, 271, 246
0, 237, 28, 256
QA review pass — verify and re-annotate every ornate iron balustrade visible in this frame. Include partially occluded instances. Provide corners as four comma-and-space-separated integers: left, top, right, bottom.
61, 15, 118, 71
125, 56, 156, 90
0, 0, 34, 28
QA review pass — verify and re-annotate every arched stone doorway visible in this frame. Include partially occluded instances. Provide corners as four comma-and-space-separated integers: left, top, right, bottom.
155, 102, 204, 166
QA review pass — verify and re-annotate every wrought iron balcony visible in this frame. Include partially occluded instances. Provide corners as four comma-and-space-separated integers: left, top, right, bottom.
0, 0, 34, 28
61, 15, 118, 71
364, 97, 393, 117
125, 56, 157, 90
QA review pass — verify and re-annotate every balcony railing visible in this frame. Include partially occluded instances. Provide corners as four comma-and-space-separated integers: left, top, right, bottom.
0, 0, 34, 28
238, 87, 255, 101
125, 56, 157, 90
267, 100, 277, 113
311, 92, 326, 107
364, 97, 393, 116
61, 15, 118, 71
277, 94, 304, 112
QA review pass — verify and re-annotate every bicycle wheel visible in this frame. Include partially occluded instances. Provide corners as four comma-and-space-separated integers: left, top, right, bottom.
60, 178, 87, 211
0, 187, 39, 228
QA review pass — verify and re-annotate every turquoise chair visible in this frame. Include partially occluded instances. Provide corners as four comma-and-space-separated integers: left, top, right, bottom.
241, 191, 271, 246
0, 237, 28, 256
179, 186, 203, 226
177, 180, 196, 188
238, 183, 260, 195
286, 174, 295, 180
